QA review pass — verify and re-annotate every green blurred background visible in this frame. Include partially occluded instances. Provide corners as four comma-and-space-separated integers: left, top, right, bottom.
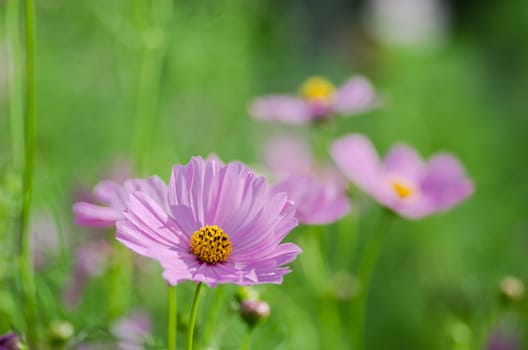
1, 0, 528, 349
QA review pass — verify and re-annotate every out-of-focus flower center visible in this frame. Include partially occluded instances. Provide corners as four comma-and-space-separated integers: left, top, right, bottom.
391, 181, 414, 198
300, 76, 335, 103
190, 225, 232, 264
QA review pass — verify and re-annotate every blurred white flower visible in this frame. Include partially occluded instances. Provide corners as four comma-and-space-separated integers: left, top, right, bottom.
364, 0, 450, 48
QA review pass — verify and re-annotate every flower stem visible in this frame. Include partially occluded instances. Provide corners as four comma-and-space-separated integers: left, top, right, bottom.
298, 227, 327, 294
352, 209, 394, 349
6, 0, 24, 170
132, 0, 172, 174
168, 285, 178, 350
240, 327, 253, 350
19, 0, 38, 346
108, 240, 132, 320
202, 285, 225, 348
187, 282, 204, 350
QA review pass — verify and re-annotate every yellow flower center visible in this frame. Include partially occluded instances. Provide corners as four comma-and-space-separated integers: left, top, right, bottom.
299, 76, 335, 103
190, 225, 232, 264
391, 182, 414, 199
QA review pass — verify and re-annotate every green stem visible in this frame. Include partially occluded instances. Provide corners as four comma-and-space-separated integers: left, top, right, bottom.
352, 209, 394, 350
186, 282, 204, 350
131, 0, 172, 174
298, 227, 327, 294
168, 285, 178, 350
19, 0, 38, 346
299, 226, 344, 348
108, 240, 133, 320
202, 285, 225, 348
6, 0, 24, 170
240, 327, 253, 350
335, 206, 359, 269
319, 297, 345, 349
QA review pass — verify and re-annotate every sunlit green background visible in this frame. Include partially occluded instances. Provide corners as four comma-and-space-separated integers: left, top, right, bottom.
1, 0, 528, 349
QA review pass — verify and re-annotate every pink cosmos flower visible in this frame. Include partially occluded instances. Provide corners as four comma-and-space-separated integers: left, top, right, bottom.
265, 136, 351, 225
116, 157, 301, 287
331, 134, 474, 219
250, 75, 378, 124
73, 176, 168, 228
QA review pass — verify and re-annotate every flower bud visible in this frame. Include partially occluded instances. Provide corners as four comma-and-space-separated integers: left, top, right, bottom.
239, 300, 270, 328
500, 276, 524, 304
47, 320, 74, 348
0, 332, 23, 350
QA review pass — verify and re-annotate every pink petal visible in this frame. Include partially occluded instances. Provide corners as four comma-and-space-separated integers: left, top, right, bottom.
153, 248, 197, 286
273, 175, 351, 225
168, 157, 222, 231
264, 135, 313, 176
249, 95, 314, 125
332, 76, 378, 115
73, 202, 122, 227
93, 180, 121, 205
116, 192, 186, 256
384, 144, 426, 181
331, 134, 384, 196
420, 153, 474, 212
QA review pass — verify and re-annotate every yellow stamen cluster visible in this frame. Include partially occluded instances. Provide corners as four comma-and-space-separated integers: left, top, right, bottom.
300, 76, 335, 103
392, 182, 414, 199
190, 225, 232, 264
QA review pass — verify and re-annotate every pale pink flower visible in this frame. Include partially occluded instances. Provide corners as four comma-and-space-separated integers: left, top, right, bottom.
331, 134, 474, 219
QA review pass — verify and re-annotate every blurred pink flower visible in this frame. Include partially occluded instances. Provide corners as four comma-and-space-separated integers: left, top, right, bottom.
73, 176, 167, 228
62, 239, 111, 306
111, 311, 151, 350
265, 136, 351, 225
486, 329, 520, 350
331, 134, 474, 219
116, 157, 301, 287
250, 76, 378, 124
31, 211, 60, 269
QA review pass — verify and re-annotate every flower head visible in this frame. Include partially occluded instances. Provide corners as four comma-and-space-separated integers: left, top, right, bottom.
250, 75, 378, 125
73, 176, 167, 228
0, 333, 22, 350
116, 157, 301, 287
265, 136, 351, 225
331, 134, 474, 219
